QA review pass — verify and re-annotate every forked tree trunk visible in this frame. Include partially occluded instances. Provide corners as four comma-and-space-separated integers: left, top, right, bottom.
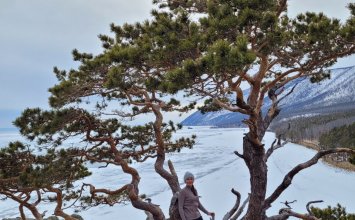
242, 135, 268, 220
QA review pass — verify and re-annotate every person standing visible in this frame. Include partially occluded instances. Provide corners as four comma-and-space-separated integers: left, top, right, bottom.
178, 171, 215, 220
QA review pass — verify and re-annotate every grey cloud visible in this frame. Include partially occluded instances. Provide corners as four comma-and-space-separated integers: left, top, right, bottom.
0, 0, 354, 127
0, 0, 153, 113
288, 0, 352, 21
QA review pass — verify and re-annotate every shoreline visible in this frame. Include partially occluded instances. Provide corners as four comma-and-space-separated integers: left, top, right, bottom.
296, 140, 355, 172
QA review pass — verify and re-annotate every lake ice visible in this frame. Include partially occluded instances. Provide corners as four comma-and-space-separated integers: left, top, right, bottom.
1, 126, 354, 219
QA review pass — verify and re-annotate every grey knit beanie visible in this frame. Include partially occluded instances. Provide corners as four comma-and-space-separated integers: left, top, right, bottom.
184, 171, 194, 182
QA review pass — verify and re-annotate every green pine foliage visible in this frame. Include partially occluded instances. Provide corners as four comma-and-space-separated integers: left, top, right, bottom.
0, 142, 90, 208
319, 122, 355, 165
311, 204, 355, 220
319, 122, 355, 149
3, 0, 355, 219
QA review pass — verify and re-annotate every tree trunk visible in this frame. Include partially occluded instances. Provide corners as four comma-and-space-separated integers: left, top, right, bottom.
54, 209, 78, 220
242, 135, 268, 220
27, 206, 43, 220
168, 191, 181, 220
47, 187, 78, 220
151, 105, 181, 220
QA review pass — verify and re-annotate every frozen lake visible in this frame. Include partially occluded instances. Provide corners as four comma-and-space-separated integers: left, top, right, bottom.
1, 126, 354, 219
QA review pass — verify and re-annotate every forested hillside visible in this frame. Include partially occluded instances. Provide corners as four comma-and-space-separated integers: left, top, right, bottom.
319, 122, 355, 149
271, 110, 355, 142
319, 122, 355, 165
272, 111, 355, 166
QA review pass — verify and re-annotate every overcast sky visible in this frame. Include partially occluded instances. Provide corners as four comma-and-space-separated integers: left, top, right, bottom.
0, 0, 354, 127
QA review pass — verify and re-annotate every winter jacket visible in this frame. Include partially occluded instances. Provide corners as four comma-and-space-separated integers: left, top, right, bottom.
178, 186, 209, 220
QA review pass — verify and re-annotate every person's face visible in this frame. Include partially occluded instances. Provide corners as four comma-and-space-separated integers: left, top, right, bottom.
185, 177, 194, 186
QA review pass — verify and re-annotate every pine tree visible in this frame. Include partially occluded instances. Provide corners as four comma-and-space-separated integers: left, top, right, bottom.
154, 1, 355, 219
10, 0, 355, 220
0, 141, 90, 219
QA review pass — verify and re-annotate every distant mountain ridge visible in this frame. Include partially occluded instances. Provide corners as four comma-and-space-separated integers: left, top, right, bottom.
181, 66, 355, 127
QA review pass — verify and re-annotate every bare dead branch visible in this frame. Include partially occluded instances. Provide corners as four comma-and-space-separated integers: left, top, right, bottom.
63, 184, 86, 210
306, 200, 323, 216
267, 208, 320, 220
231, 193, 250, 220
234, 150, 245, 160
262, 82, 297, 133
275, 83, 298, 106
265, 138, 288, 162
167, 160, 178, 178
223, 189, 241, 220
280, 200, 297, 208
268, 200, 323, 220
264, 148, 355, 210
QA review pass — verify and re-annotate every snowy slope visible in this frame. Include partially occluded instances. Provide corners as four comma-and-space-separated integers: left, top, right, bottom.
1, 127, 355, 219
182, 66, 355, 126
279, 66, 355, 114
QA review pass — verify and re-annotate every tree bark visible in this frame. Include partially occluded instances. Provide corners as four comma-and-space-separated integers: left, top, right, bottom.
242, 135, 267, 220
152, 104, 181, 194
131, 198, 166, 220
151, 104, 181, 220
168, 192, 181, 220
2, 191, 43, 220
19, 204, 27, 220
27, 205, 43, 220
47, 187, 78, 220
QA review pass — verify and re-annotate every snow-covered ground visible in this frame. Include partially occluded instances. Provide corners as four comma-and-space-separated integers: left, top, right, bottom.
1, 126, 355, 219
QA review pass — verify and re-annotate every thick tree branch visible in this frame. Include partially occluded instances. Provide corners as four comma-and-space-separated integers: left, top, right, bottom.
83, 183, 129, 198
267, 209, 320, 220
267, 200, 323, 220
262, 82, 297, 135
46, 187, 78, 220
151, 103, 181, 194
167, 160, 178, 179
251, 55, 269, 110
264, 148, 355, 210
276, 0, 288, 17
214, 98, 250, 114
32, 190, 42, 207
1, 191, 43, 220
